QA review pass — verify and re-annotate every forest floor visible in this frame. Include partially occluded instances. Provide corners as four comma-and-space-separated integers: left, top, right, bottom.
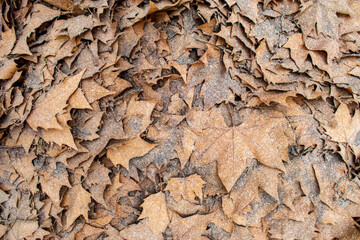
1, 0, 360, 239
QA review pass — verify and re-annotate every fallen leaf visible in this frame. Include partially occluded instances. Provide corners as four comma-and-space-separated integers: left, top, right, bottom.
188, 108, 294, 191
107, 137, 157, 170
81, 79, 115, 103
165, 174, 205, 203
62, 184, 92, 228
138, 192, 169, 235
26, 69, 85, 130
296, 0, 353, 39
12, 4, 60, 55
187, 47, 245, 109
323, 104, 360, 157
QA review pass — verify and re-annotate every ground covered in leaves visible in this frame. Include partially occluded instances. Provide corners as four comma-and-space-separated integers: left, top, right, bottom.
1, 0, 360, 239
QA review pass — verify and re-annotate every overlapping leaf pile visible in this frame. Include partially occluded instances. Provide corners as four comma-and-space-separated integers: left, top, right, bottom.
1, 0, 360, 239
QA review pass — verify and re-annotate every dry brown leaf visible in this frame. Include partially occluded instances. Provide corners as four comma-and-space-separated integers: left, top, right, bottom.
296, 0, 353, 39
226, 0, 258, 23
188, 108, 294, 191
169, 212, 210, 240
187, 47, 244, 109
123, 97, 157, 137
43, 0, 75, 11
323, 104, 360, 157
175, 127, 197, 168
283, 33, 309, 68
107, 137, 156, 170
138, 192, 169, 235
27, 70, 85, 130
5, 220, 38, 240
68, 88, 92, 110
165, 174, 205, 203
223, 162, 281, 225
81, 79, 115, 103
120, 218, 162, 240
0, 59, 18, 80
12, 4, 60, 55
41, 109, 78, 149
0, 27, 16, 58
62, 184, 92, 228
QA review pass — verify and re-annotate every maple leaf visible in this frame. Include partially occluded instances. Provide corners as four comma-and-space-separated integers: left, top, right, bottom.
81, 79, 115, 103
222, 161, 282, 225
138, 192, 169, 235
123, 97, 157, 137
188, 108, 294, 191
169, 212, 210, 240
0, 26, 16, 58
323, 104, 360, 156
26, 69, 85, 130
296, 0, 353, 39
225, 0, 258, 23
39, 161, 71, 206
4, 220, 38, 239
12, 4, 60, 55
107, 137, 157, 170
187, 47, 245, 109
43, 0, 74, 11
41, 109, 78, 149
120, 218, 162, 240
62, 184, 92, 229
165, 174, 205, 203
283, 33, 309, 69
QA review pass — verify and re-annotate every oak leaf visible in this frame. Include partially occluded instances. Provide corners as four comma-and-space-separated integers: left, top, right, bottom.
165, 174, 205, 203
138, 192, 169, 235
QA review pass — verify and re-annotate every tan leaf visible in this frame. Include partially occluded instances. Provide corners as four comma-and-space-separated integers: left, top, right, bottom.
5, 221, 38, 240
123, 97, 157, 137
120, 218, 162, 240
138, 192, 169, 235
165, 174, 205, 203
323, 104, 360, 156
175, 127, 197, 168
187, 47, 244, 109
296, 0, 353, 39
27, 69, 85, 130
169, 212, 210, 240
0, 27, 16, 57
82, 79, 115, 103
41, 109, 78, 149
225, 0, 258, 23
188, 108, 294, 191
223, 162, 282, 225
62, 184, 92, 228
68, 88, 92, 110
0, 59, 18, 80
283, 33, 309, 68
43, 0, 74, 10
107, 137, 156, 170
12, 4, 60, 55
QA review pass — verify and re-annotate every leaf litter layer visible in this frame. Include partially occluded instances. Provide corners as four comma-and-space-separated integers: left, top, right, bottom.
1, 0, 360, 239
